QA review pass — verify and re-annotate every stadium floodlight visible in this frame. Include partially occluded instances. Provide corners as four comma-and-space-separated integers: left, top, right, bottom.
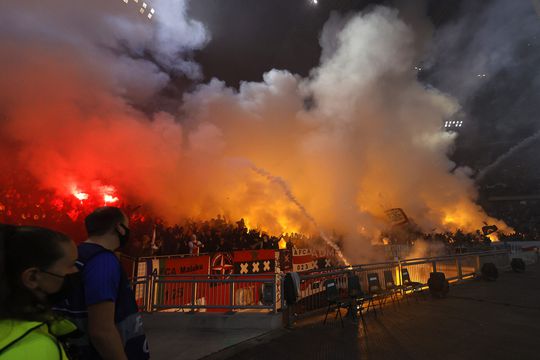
443, 120, 465, 129
121, 0, 154, 20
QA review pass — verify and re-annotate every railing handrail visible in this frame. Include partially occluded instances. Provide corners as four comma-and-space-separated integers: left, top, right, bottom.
132, 249, 508, 265
401, 249, 509, 263
298, 250, 509, 277
155, 278, 275, 284
133, 273, 276, 279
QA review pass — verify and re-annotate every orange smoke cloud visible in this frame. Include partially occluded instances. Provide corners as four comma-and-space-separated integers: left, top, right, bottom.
0, 3, 509, 261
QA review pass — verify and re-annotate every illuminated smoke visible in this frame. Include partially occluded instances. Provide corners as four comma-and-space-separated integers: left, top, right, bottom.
0, 3, 509, 261
477, 130, 540, 181
251, 165, 350, 266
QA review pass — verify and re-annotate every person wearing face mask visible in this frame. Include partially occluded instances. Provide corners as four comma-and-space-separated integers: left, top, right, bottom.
54, 207, 149, 360
0, 224, 79, 359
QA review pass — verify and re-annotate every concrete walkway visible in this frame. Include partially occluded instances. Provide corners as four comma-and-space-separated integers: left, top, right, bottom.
207, 263, 540, 360
143, 312, 281, 360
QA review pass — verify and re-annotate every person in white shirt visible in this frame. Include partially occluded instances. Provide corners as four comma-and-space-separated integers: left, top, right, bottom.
188, 234, 203, 255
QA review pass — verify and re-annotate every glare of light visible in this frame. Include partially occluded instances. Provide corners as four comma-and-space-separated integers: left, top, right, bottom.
123, 0, 154, 20
311, 0, 318, 5
73, 191, 89, 201
278, 238, 287, 250
104, 194, 119, 204
487, 233, 499, 242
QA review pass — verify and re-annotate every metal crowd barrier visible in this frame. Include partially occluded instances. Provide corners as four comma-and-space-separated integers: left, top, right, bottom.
132, 274, 279, 313
289, 250, 512, 317
130, 250, 514, 314
132, 276, 151, 312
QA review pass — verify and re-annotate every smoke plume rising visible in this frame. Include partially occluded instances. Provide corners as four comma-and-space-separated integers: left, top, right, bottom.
0, 1, 507, 261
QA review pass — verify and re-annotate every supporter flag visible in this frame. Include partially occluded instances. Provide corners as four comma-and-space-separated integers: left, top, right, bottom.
279, 250, 292, 272
316, 257, 333, 269
482, 225, 498, 236
210, 252, 234, 276
313, 248, 336, 270
292, 248, 316, 272
385, 208, 409, 226
233, 250, 276, 274
155, 255, 210, 307
161, 255, 209, 275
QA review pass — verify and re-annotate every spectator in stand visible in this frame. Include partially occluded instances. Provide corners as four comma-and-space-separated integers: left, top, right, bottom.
188, 234, 203, 255
216, 237, 231, 252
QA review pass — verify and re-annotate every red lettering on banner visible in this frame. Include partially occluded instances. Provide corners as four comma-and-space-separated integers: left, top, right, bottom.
158, 255, 210, 308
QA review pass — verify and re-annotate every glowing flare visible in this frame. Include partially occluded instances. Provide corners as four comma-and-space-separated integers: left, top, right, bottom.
104, 194, 119, 204
487, 233, 499, 242
72, 191, 89, 201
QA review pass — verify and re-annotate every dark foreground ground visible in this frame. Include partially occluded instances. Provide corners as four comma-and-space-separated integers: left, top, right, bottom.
206, 262, 540, 360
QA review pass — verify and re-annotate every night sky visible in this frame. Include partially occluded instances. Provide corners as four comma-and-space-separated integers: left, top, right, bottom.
189, 0, 459, 85
187, 0, 540, 174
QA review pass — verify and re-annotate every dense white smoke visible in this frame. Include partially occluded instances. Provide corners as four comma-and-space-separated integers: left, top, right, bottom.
0, 2, 507, 261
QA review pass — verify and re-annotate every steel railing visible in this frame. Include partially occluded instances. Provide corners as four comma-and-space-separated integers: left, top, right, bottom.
287, 250, 512, 317
132, 273, 279, 313
130, 250, 515, 314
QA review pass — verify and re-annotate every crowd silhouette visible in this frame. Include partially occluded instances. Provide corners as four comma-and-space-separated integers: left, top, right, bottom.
1, 171, 538, 259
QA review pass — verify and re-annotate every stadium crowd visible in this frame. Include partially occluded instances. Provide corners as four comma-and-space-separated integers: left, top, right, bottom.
1, 171, 539, 258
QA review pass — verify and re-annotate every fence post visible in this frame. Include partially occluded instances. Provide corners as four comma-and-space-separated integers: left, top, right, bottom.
280, 274, 285, 310
132, 257, 138, 283
273, 274, 278, 314
397, 259, 403, 294
144, 276, 151, 312
475, 255, 481, 276
432, 260, 437, 273
229, 281, 234, 312
149, 274, 157, 312
191, 282, 196, 312
457, 257, 463, 280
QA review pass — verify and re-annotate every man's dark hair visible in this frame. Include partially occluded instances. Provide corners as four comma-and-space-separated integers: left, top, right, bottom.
85, 207, 125, 237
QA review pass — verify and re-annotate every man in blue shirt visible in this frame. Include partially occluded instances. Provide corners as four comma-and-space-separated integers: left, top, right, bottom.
56, 206, 149, 359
